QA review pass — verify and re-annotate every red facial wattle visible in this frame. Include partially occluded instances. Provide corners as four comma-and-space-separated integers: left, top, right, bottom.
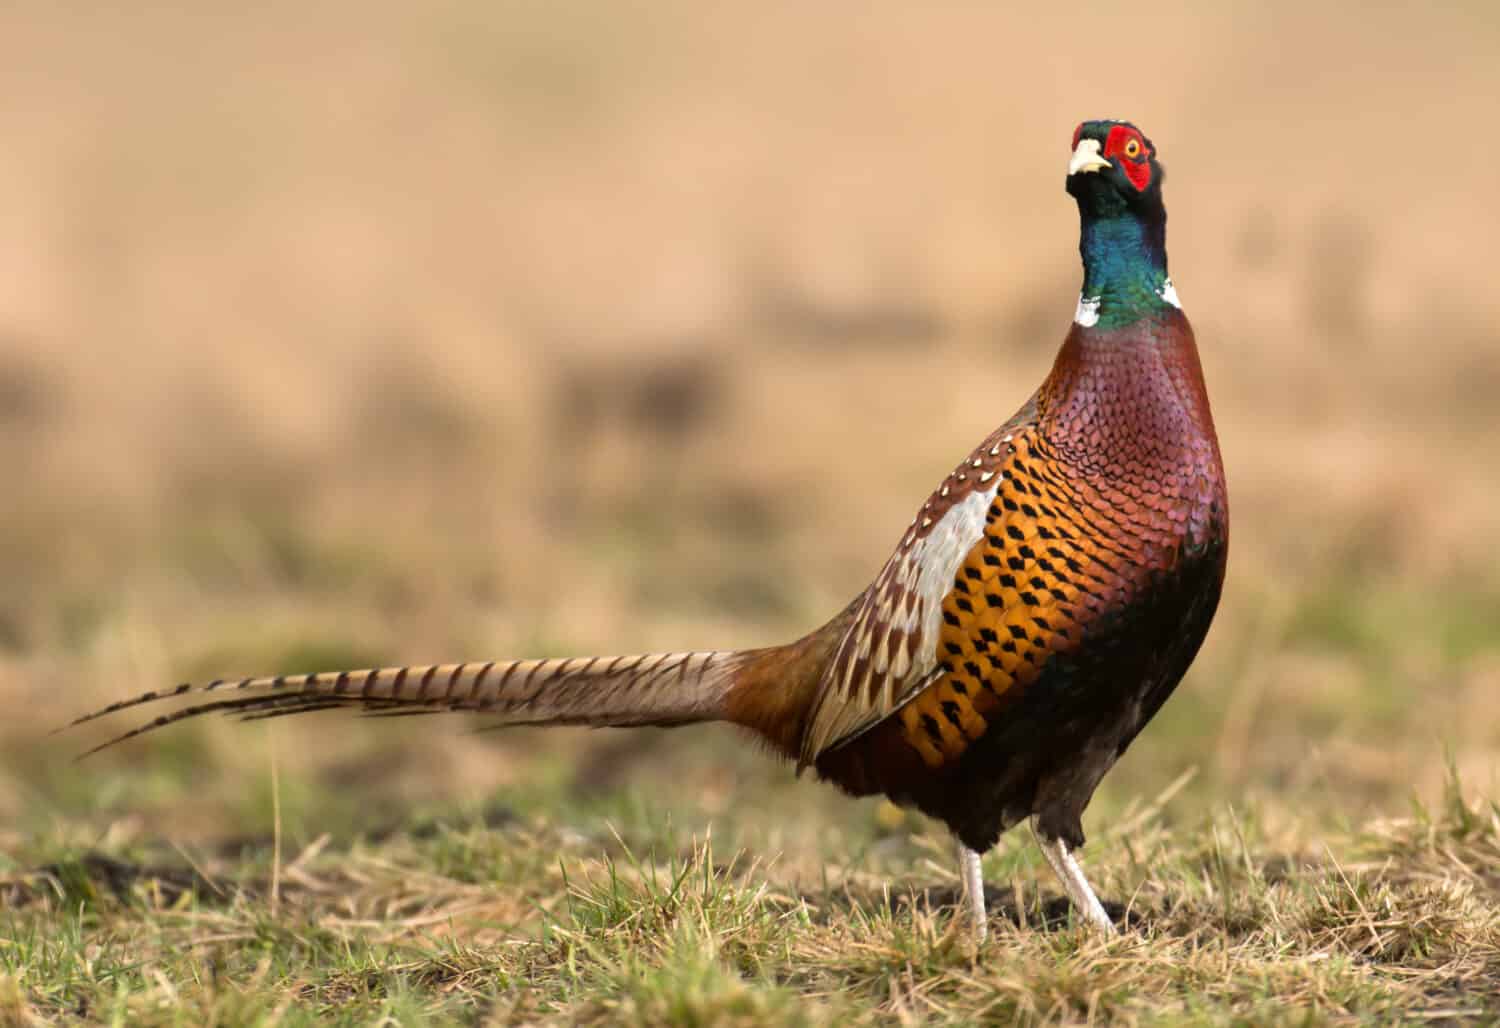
1102, 125, 1153, 192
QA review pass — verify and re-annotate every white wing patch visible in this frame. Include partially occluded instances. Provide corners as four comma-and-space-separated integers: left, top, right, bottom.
911, 488, 997, 662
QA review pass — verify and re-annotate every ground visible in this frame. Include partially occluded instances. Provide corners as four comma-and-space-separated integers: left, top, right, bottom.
4, 741, 1500, 1023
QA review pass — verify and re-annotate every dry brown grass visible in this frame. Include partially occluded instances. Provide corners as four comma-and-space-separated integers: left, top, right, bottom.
1, 2, 1498, 1023
4, 773, 1500, 1024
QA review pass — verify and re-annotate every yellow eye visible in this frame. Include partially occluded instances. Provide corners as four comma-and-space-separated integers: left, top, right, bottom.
1124, 138, 1142, 159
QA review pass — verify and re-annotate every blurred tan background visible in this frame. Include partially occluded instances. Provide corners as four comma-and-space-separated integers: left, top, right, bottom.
1, 2, 1497, 849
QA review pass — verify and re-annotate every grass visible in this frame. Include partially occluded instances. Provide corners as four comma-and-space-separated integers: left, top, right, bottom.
3, 761, 1499, 1024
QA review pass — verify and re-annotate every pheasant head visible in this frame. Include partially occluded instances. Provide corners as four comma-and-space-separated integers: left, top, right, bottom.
1065, 119, 1174, 329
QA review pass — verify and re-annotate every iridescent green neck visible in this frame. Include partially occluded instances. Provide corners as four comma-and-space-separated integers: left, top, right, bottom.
1077, 213, 1174, 330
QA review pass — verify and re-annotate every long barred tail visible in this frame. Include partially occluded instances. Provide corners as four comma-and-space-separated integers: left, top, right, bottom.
66, 651, 746, 757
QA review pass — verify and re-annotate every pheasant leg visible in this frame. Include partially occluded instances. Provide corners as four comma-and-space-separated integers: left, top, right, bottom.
1031, 819, 1115, 934
956, 837, 987, 941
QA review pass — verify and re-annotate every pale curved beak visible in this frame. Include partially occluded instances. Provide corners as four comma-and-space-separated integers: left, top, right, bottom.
1068, 138, 1111, 176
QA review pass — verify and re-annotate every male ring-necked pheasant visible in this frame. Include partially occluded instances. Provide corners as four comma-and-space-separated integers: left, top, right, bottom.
68, 120, 1227, 939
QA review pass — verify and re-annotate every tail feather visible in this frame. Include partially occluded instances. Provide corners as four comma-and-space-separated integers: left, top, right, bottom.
67, 651, 744, 757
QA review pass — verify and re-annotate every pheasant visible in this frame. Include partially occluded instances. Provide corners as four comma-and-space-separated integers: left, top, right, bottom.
67, 120, 1227, 940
